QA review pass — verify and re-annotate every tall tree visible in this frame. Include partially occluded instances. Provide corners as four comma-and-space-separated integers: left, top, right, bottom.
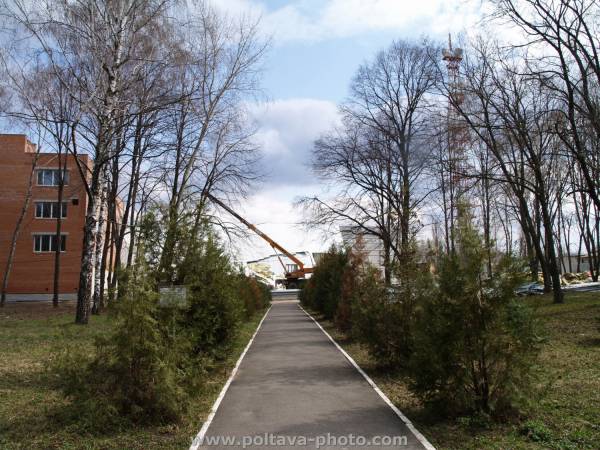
3, 0, 174, 323
156, 9, 266, 281
301, 39, 440, 283
447, 39, 564, 302
494, 0, 600, 211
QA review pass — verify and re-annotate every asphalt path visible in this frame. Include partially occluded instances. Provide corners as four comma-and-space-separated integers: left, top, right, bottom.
195, 301, 432, 449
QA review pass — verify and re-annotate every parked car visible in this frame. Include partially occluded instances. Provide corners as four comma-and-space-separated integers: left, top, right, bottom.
515, 282, 545, 296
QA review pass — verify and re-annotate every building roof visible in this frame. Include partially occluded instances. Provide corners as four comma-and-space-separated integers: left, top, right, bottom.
247, 251, 311, 265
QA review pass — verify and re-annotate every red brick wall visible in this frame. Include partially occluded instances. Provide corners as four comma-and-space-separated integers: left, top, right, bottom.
0, 134, 89, 295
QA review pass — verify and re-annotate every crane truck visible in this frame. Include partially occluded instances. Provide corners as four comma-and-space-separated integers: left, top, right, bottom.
206, 193, 313, 289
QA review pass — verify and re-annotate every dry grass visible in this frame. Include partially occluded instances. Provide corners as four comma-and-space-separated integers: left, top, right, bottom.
0, 301, 77, 319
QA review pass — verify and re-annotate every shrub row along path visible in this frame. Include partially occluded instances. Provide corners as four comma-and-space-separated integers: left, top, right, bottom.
194, 299, 432, 449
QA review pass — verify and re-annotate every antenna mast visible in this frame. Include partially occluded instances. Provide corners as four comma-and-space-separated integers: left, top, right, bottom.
442, 33, 467, 190
442, 33, 469, 250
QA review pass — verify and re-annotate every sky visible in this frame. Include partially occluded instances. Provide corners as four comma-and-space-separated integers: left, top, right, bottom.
208, 0, 485, 263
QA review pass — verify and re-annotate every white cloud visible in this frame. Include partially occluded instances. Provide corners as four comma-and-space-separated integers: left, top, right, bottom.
219, 98, 341, 262
208, 0, 265, 16
211, 0, 483, 43
248, 98, 340, 186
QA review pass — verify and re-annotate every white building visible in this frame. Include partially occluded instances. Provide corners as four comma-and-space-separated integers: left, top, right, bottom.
339, 225, 386, 277
560, 254, 596, 274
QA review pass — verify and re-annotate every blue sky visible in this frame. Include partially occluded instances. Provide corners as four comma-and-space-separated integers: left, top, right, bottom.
238, 0, 482, 101
263, 33, 397, 102
209, 0, 484, 262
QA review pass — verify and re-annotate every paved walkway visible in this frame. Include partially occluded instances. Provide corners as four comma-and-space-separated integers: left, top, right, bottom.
196, 301, 432, 449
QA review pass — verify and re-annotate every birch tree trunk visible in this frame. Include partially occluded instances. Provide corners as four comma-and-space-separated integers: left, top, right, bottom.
98, 200, 112, 310
75, 12, 126, 324
92, 168, 107, 314
76, 176, 100, 323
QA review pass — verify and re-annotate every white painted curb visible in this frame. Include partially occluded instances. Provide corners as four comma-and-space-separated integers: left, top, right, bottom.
189, 306, 272, 450
299, 305, 437, 450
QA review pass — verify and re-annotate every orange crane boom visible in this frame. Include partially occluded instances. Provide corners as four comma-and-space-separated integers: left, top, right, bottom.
206, 193, 313, 286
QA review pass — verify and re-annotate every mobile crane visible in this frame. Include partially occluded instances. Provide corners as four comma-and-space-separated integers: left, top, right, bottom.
206, 193, 313, 289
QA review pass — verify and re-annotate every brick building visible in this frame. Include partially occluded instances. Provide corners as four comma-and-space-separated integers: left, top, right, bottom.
0, 134, 90, 300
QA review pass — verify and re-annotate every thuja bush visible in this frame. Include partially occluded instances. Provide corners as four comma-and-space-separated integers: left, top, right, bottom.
352, 261, 431, 369
52, 225, 269, 429
299, 246, 348, 319
335, 242, 369, 332
180, 234, 245, 360
173, 226, 269, 362
347, 266, 402, 366
409, 211, 540, 417
300, 242, 422, 368
238, 274, 271, 319
52, 261, 191, 428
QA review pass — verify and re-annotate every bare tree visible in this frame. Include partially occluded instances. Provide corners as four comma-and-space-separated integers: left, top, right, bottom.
303, 122, 403, 284
301, 39, 440, 283
447, 39, 565, 302
493, 0, 600, 210
3, 0, 176, 323
1, 0, 267, 319
156, 9, 266, 281
0, 53, 78, 307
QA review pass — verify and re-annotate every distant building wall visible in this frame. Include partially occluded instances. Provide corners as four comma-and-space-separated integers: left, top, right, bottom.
0, 134, 89, 296
312, 252, 327, 265
340, 226, 385, 277
561, 254, 594, 274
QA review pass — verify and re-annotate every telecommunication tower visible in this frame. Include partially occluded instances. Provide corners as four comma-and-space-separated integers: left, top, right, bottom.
442, 34, 468, 192
442, 34, 470, 252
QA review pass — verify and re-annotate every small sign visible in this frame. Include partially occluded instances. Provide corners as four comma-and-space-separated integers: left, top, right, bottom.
159, 285, 188, 309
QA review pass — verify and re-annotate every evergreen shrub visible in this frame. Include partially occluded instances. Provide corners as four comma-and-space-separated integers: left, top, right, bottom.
52, 262, 191, 428
299, 246, 347, 319
409, 211, 541, 417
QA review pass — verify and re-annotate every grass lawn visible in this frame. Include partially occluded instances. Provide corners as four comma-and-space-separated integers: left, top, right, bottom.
316, 291, 600, 450
0, 302, 266, 449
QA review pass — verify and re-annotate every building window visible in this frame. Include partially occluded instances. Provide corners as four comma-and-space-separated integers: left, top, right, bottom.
35, 201, 67, 218
36, 169, 69, 186
33, 234, 66, 252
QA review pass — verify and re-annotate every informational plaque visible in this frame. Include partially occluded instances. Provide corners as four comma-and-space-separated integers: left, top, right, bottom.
158, 285, 188, 309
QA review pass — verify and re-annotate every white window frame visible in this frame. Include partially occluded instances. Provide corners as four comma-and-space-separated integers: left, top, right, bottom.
34, 201, 68, 219
33, 233, 67, 253
36, 168, 69, 186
